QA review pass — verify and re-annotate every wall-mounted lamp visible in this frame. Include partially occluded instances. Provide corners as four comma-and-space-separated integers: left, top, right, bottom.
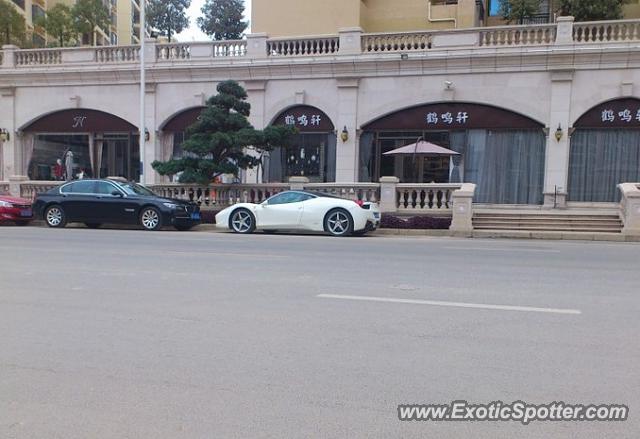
0, 128, 9, 142
554, 124, 563, 142
340, 126, 349, 143
144, 128, 150, 141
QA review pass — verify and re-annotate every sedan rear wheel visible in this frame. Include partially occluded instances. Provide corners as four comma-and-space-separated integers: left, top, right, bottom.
140, 207, 162, 231
45, 205, 67, 228
230, 209, 255, 234
324, 209, 353, 237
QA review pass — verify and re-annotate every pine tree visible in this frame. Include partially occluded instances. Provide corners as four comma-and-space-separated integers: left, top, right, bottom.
197, 0, 247, 41
146, 0, 190, 43
499, 0, 541, 24
0, 0, 27, 46
152, 81, 294, 184
556, 0, 631, 21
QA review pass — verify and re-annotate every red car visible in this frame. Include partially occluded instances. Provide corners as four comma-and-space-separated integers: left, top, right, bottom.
0, 195, 34, 226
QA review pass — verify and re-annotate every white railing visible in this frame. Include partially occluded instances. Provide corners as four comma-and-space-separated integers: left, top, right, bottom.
95, 45, 140, 63
212, 40, 247, 57
15, 48, 63, 66
396, 183, 462, 211
267, 36, 339, 56
19, 181, 62, 199
362, 31, 432, 53
479, 24, 556, 46
303, 183, 380, 202
573, 19, 640, 43
148, 183, 289, 207
156, 43, 190, 60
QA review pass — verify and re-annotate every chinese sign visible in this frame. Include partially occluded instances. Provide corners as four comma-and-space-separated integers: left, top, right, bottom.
364, 103, 543, 131
575, 98, 640, 129
273, 105, 334, 132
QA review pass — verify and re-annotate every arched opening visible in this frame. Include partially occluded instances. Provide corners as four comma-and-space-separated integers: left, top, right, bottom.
265, 105, 336, 183
22, 109, 139, 181
159, 106, 206, 163
359, 102, 546, 204
568, 98, 640, 202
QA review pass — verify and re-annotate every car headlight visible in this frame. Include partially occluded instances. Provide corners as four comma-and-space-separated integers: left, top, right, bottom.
163, 202, 178, 209
0, 201, 12, 208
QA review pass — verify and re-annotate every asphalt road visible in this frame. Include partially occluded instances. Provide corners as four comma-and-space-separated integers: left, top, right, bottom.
1, 226, 639, 439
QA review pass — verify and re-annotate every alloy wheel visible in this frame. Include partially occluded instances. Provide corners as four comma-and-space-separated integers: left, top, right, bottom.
46, 207, 63, 227
141, 209, 160, 230
327, 211, 350, 236
231, 210, 253, 233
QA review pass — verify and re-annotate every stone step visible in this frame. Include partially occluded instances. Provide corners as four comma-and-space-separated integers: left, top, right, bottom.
473, 215, 621, 221
473, 225, 622, 233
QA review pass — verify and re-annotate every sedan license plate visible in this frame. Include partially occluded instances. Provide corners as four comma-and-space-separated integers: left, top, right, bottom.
190, 212, 201, 220
20, 209, 32, 217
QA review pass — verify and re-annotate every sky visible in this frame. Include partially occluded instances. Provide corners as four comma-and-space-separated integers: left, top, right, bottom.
175, 0, 252, 42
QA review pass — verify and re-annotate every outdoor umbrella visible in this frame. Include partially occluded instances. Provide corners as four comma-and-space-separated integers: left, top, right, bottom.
383, 140, 459, 182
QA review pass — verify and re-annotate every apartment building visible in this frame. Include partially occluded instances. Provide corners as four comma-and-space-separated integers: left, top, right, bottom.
7, 0, 144, 47
252, 0, 640, 37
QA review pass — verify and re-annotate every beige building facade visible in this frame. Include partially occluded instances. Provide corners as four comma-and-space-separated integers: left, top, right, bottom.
1, 18, 640, 207
254, 0, 640, 37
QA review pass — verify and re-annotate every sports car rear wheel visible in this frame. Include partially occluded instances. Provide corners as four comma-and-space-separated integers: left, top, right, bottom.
230, 209, 255, 234
324, 209, 353, 237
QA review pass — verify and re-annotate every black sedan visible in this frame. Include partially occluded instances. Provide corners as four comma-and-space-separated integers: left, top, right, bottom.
33, 179, 201, 231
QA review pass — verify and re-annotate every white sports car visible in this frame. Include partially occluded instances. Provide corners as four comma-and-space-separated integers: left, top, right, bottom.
215, 190, 381, 236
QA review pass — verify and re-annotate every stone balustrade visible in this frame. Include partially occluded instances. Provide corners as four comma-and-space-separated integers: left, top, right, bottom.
3, 18, 640, 68
149, 183, 289, 207
303, 183, 380, 202
396, 183, 461, 211
266, 36, 340, 56
96, 45, 140, 63
573, 19, 640, 43
18, 181, 62, 199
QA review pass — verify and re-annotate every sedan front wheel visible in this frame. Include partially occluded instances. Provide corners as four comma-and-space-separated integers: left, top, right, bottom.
230, 209, 255, 234
45, 205, 67, 228
140, 207, 162, 231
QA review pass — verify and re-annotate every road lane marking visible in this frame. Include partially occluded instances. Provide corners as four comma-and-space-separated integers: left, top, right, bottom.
443, 246, 561, 253
317, 294, 581, 315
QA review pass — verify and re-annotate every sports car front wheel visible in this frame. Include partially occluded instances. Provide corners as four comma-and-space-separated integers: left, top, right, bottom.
324, 209, 353, 237
230, 209, 256, 234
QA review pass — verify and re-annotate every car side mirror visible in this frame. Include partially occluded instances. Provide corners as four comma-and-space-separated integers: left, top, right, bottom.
111, 191, 123, 197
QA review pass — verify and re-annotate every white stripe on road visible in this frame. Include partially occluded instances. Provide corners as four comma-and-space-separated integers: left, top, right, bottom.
443, 246, 561, 253
317, 294, 581, 315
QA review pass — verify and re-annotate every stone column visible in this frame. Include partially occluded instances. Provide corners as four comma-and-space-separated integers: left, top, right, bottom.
618, 183, 640, 236
246, 33, 268, 59
244, 80, 267, 184
338, 27, 363, 55
288, 176, 309, 191
335, 78, 360, 182
8, 175, 27, 197
378, 176, 399, 213
142, 82, 157, 184
450, 183, 476, 237
1, 45, 18, 69
555, 16, 575, 45
0, 87, 17, 180
543, 70, 573, 208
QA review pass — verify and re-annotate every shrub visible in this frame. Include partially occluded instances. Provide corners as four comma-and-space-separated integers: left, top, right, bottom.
380, 214, 450, 230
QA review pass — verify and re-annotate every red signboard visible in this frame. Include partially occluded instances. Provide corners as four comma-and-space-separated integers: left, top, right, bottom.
23, 109, 137, 133
363, 102, 543, 131
574, 98, 640, 129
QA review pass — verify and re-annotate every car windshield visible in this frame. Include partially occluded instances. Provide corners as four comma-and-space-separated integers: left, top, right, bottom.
116, 182, 156, 196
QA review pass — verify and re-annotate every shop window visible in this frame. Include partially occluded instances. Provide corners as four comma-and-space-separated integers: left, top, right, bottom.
28, 134, 91, 181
